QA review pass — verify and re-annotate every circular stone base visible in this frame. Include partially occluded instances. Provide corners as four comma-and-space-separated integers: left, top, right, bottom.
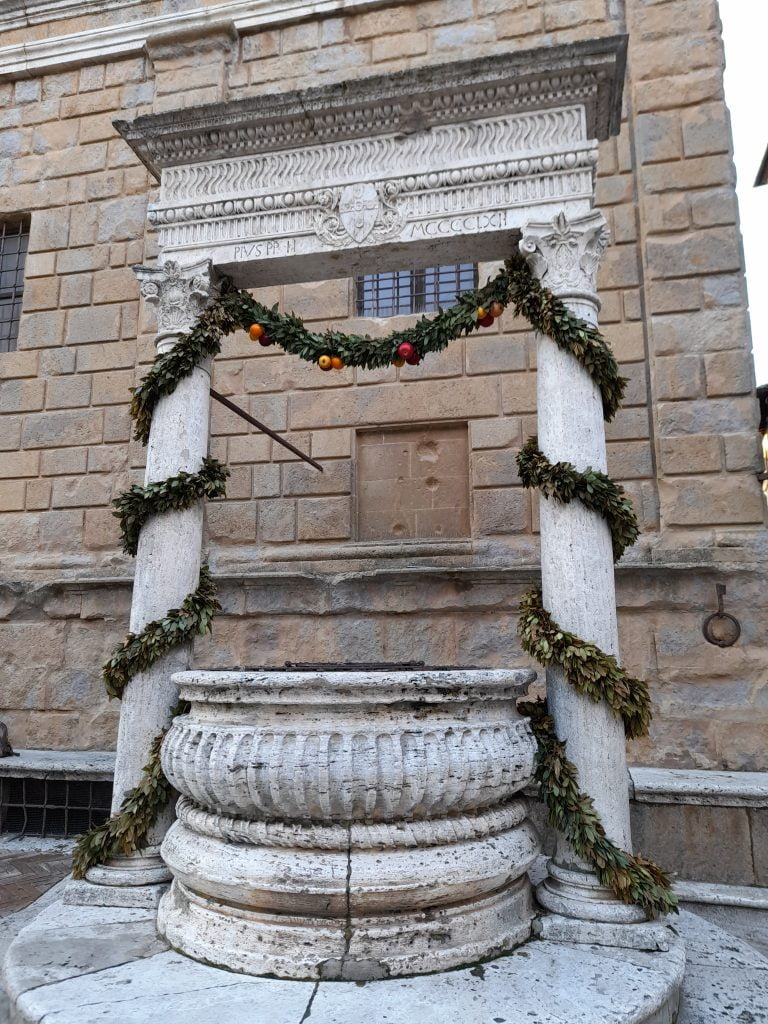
157, 875, 534, 980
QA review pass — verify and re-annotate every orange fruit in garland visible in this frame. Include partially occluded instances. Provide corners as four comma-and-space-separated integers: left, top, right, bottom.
476, 306, 487, 320
392, 356, 405, 368
249, 323, 265, 341
489, 302, 504, 319
318, 355, 333, 371
330, 355, 345, 370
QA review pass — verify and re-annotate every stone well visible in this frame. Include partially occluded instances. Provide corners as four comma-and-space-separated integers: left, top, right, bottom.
157, 667, 539, 980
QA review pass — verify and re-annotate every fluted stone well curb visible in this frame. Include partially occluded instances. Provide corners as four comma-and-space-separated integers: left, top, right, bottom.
157, 667, 540, 980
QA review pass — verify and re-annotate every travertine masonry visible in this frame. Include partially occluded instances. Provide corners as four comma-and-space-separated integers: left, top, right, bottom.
0, 0, 765, 768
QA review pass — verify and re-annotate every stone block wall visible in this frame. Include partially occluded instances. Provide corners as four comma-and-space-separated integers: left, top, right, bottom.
0, 0, 765, 764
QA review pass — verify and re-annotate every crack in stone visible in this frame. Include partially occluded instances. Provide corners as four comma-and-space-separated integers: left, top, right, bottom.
341, 821, 354, 964
299, 980, 320, 1023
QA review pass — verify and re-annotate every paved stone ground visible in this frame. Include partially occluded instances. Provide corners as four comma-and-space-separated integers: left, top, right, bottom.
0, 842, 766, 1024
0, 838, 74, 1024
0, 851, 72, 918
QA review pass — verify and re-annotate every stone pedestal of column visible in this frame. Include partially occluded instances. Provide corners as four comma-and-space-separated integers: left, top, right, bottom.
157, 668, 540, 980
81, 260, 218, 905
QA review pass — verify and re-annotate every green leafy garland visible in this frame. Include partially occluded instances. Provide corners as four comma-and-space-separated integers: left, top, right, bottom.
130, 254, 625, 444
113, 458, 229, 556
77, 250, 674, 919
519, 589, 651, 741
511, 286, 676, 918
518, 697, 678, 920
517, 437, 639, 562
100, 563, 220, 701
72, 700, 190, 880
506, 254, 627, 421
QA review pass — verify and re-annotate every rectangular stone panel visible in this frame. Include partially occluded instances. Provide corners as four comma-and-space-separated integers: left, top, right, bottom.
356, 424, 470, 542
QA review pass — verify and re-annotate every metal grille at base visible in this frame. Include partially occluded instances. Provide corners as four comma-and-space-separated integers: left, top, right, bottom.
0, 777, 112, 838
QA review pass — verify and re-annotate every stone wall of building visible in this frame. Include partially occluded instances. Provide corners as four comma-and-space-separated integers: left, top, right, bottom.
0, 0, 765, 766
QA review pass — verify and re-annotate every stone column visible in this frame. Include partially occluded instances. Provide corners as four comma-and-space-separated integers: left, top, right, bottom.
520, 212, 648, 932
86, 259, 218, 897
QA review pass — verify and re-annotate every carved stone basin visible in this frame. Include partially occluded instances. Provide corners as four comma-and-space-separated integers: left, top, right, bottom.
157, 668, 540, 980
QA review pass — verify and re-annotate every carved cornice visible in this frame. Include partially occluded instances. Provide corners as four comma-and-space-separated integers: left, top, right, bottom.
114, 38, 627, 179
160, 108, 587, 202
520, 211, 609, 301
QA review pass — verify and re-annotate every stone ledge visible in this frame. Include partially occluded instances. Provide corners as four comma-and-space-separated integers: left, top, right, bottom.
4, 753, 766, 808
0, 749, 115, 782
676, 880, 768, 911
629, 766, 768, 808
0, 0, 389, 78
3, 547, 766, 587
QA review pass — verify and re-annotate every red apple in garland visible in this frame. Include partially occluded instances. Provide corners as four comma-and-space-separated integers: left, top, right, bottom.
397, 341, 415, 361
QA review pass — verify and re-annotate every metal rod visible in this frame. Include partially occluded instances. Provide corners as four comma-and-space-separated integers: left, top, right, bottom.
209, 388, 323, 472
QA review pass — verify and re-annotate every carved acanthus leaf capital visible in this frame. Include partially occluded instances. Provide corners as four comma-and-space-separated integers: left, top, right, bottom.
519, 211, 609, 300
133, 259, 219, 343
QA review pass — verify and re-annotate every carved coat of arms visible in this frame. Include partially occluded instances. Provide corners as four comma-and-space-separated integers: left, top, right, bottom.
314, 181, 406, 247
338, 183, 379, 243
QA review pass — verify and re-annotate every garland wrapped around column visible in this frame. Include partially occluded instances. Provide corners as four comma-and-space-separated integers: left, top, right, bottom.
74, 252, 676, 919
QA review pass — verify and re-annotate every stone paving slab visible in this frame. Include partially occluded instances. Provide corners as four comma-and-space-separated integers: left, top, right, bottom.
0, 839, 75, 1024
3, 900, 685, 1024
306, 939, 685, 1024
1, 899, 767, 1024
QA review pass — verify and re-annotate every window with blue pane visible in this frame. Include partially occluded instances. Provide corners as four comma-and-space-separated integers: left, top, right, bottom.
0, 220, 29, 354
355, 263, 477, 318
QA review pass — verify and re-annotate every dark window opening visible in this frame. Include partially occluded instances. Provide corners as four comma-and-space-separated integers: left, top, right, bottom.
0, 776, 113, 838
0, 219, 29, 354
355, 263, 478, 318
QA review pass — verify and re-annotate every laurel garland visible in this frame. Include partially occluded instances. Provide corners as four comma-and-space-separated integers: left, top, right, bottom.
78, 248, 675, 916
506, 253, 628, 421
519, 697, 679, 920
113, 458, 230, 556
101, 563, 220, 701
519, 588, 651, 742
130, 255, 625, 444
72, 700, 190, 879
517, 437, 639, 562
512, 288, 676, 918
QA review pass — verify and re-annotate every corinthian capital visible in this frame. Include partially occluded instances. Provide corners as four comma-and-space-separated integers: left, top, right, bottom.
134, 259, 219, 345
519, 211, 609, 301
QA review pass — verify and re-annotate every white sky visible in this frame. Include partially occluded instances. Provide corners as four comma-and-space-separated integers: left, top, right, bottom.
719, 0, 768, 386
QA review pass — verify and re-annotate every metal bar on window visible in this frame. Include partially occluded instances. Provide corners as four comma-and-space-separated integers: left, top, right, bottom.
355, 263, 478, 318
0, 219, 29, 354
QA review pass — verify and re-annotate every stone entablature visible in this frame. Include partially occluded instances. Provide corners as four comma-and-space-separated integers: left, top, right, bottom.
115, 40, 626, 284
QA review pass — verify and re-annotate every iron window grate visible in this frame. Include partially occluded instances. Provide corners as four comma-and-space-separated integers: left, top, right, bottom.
355, 263, 478, 318
0, 776, 113, 838
0, 219, 29, 354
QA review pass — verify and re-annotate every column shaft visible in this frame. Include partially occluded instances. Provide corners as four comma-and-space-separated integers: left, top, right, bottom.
521, 212, 642, 925
88, 260, 217, 889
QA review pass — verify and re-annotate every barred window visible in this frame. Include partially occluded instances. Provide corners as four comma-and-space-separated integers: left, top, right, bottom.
355, 263, 477, 318
0, 219, 29, 353
0, 775, 113, 838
